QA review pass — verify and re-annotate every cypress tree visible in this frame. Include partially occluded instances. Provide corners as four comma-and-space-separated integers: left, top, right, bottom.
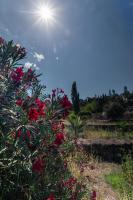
71, 81, 80, 114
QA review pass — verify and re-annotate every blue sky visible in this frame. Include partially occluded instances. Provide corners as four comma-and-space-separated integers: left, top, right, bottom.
0, 0, 133, 98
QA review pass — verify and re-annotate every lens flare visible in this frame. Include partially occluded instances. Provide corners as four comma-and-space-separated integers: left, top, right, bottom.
37, 5, 54, 23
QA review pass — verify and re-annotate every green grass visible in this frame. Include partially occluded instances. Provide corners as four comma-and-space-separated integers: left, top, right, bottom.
105, 172, 133, 199
105, 172, 127, 191
105, 156, 133, 199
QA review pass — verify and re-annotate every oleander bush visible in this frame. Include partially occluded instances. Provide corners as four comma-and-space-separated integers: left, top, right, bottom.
0, 37, 85, 200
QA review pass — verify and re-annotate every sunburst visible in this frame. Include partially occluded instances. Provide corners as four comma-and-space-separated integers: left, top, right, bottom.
37, 5, 54, 23
35, 3, 56, 26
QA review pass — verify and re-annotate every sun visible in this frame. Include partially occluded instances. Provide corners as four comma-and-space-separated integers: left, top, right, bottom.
20, 1, 60, 28
37, 6, 53, 22
36, 4, 55, 24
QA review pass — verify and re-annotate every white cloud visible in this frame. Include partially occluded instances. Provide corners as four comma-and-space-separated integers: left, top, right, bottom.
34, 52, 45, 62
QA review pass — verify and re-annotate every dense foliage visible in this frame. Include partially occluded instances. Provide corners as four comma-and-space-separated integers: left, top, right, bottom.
80, 88, 133, 120
0, 38, 85, 200
105, 102, 125, 120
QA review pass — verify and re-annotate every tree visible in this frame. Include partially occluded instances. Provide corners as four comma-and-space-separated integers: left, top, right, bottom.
71, 81, 80, 114
123, 86, 130, 99
112, 89, 116, 96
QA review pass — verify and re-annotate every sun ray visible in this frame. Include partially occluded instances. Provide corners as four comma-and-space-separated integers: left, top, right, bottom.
19, 1, 62, 31
34, 2, 57, 26
36, 5, 54, 23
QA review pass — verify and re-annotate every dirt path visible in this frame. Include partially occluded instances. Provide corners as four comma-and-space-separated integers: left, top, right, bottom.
81, 162, 120, 200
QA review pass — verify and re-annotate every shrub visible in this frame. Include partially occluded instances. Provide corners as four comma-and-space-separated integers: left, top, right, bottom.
105, 102, 125, 120
0, 37, 85, 200
118, 121, 129, 133
80, 100, 98, 115
122, 155, 133, 186
68, 112, 83, 137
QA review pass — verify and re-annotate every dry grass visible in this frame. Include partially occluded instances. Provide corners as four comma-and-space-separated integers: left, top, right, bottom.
83, 129, 112, 140
83, 129, 133, 140
66, 149, 120, 200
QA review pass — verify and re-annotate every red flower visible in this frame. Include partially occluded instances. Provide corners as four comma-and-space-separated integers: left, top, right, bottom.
16, 45, 26, 59
11, 67, 24, 82
35, 98, 42, 106
47, 194, 55, 200
0, 37, 4, 45
26, 68, 33, 80
61, 123, 65, 130
60, 95, 72, 109
52, 122, 65, 132
16, 67, 24, 76
17, 129, 22, 137
60, 89, 64, 93
63, 177, 77, 188
28, 98, 46, 121
28, 108, 39, 121
27, 143, 37, 151
15, 129, 30, 140
28, 68, 33, 73
52, 89, 56, 97
35, 98, 46, 116
51, 122, 64, 132
51, 123, 59, 132
54, 133, 65, 146
91, 191, 97, 200
26, 130, 31, 138
16, 99, 23, 106
64, 161, 68, 170
32, 158, 44, 174
60, 95, 72, 118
